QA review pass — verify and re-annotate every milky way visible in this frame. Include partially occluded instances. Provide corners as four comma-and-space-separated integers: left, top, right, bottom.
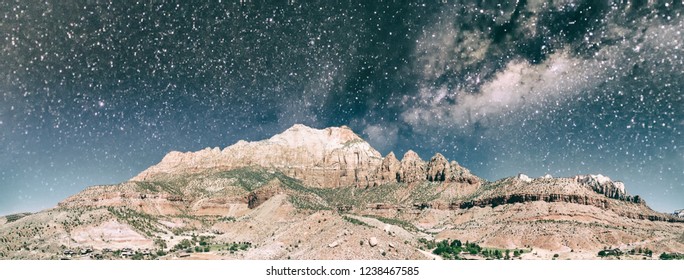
1, 1, 682, 215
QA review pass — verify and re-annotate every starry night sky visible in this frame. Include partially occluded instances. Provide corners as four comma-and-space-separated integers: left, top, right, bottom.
1, 1, 682, 215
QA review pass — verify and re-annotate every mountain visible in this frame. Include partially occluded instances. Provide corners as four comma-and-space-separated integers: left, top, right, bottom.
1, 124, 682, 260
131, 124, 479, 188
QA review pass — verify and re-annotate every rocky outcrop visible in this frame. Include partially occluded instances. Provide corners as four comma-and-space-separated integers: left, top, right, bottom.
510, 174, 641, 203
674, 209, 684, 218
621, 212, 684, 223
132, 124, 481, 188
375, 152, 401, 184
398, 150, 425, 183
516, 173, 533, 182
426, 153, 449, 181
456, 194, 611, 210
366, 203, 407, 211
133, 125, 385, 188
445, 160, 479, 184
575, 174, 627, 200
247, 180, 284, 209
456, 193, 684, 223
396, 152, 479, 184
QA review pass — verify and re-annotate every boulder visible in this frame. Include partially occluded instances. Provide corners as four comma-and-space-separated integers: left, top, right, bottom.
369, 237, 378, 247
328, 241, 339, 248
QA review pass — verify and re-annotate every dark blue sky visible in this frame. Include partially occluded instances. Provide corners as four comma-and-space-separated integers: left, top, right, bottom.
1, 1, 682, 215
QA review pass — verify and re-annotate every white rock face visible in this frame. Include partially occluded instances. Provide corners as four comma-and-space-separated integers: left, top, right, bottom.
132, 124, 384, 187
675, 209, 684, 218
132, 124, 481, 188
590, 174, 612, 184
541, 174, 553, 179
516, 173, 532, 183
612, 181, 626, 194
575, 174, 627, 199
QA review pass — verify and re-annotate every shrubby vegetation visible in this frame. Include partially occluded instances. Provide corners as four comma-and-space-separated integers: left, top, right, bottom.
628, 247, 653, 257
363, 215, 418, 232
419, 238, 525, 260
172, 239, 194, 252
107, 207, 164, 237
598, 247, 653, 258
5, 213, 32, 223
659, 252, 684, 260
216, 167, 330, 211
170, 234, 251, 254
342, 216, 370, 227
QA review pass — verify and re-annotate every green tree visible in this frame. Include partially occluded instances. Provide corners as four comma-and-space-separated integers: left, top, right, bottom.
598, 250, 607, 257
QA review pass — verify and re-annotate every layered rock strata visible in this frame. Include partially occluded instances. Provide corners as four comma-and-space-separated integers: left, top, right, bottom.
132, 124, 480, 188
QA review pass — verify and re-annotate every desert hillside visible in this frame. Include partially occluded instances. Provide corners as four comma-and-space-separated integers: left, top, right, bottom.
1, 125, 682, 260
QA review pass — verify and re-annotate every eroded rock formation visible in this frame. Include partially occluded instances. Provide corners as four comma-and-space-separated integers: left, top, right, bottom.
132, 124, 480, 188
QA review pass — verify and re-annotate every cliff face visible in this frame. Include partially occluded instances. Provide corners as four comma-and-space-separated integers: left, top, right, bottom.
132, 125, 385, 187
456, 194, 611, 210
575, 174, 628, 200
5, 124, 684, 261
85, 124, 668, 224
132, 124, 481, 188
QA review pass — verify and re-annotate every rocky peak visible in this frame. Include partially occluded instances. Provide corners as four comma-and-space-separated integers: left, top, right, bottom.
398, 150, 426, 183
132, 124, 482, 188
575, 174, 627, 199
447, 160, 479, 184
383, 151, 398, 164
426, 153, 449, 181
376, 152, 401, 183
675, 209, 684, 218
133, 124, 383, 186
401, 150, 422, 162
516, 173, 533, 183
268, 124, 362, 149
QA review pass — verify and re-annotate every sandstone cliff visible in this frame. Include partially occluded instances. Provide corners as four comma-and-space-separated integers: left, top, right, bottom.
132, 124, 481, 188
